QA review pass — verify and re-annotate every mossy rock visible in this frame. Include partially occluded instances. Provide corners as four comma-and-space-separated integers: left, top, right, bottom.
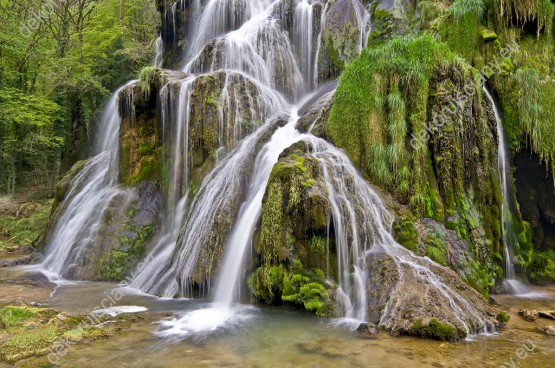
496, 311, 510, 324
480, 28, 498, 42
528, 250, 555, 285
409, 318, 461, 341
393, 216, 419, 252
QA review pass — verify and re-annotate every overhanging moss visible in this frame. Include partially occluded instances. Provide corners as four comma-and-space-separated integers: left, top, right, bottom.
326, 34, 508, 292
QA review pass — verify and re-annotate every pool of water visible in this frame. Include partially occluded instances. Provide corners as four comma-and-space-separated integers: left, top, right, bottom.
2, 267, 555, 368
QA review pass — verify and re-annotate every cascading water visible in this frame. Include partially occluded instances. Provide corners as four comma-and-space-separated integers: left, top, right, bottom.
302, 135, 492, 334
40, 0, 495, 339
40, 81, 135, 280
293, 0, 315, 92
213, 109, 302, 304
484, 87, 531, 296
136, 0, 493, 338
154, 36, 164, 68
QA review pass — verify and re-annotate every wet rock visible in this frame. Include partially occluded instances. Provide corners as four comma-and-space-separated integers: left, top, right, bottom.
297, 339, 348, 358
539, 311, 555, 320
317, 0, 368, 83
518, 309, 539, 322
540, 325, 555, 336
366, 251, 498, 340
296, 81, 337, 136
356, 323, 379, 337
0, 254, 37, 267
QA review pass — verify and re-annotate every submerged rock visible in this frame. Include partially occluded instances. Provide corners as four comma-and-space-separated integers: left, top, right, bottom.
356, 323, 379, 337
540, 325, 555, 336
518, 309, 539, 322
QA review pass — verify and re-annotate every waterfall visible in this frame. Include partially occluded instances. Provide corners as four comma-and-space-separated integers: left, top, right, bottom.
483, 87, 531, 295
39, 0, 495, 339
303, 136, 492, 333
154, 36, 164, 67
40, 81, 135, 279
293, 0, 315, 92
213, 109, 302, 304
136, 0, 493, 339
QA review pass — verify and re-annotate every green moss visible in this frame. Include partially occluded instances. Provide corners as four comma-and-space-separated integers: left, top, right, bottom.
528, 250, 555, 284
446, 0, 484, 60
393, 215, 419, 252
410, 318, 460, 341
465, 260, 499, 298
0, 325, 58, 362
496, 311, 510, 323
247, 261, 334, 317
95, 214, 154, 281
0, 199, 53, 249
280, 263, 331, 316
480, 28, 498, 42
247, 265, 286, 304
327, 35, 464, 213
0, 306, 119, 363
138, 66, 162, 99
0, 306, 36, 329
424, 226, 448, 267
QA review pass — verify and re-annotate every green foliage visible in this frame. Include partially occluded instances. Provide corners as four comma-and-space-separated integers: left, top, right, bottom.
528, 250, 555, 284
247, 265, 286, 304
410, 318, 460, 340
393, 215, 419, 252
424, 226, 448, 267
0, 199, 53, 247
0, 88, 63, 193
139, 66, 161, 99
281, 264, 332, 317
496, 311, 510, 323
465, 260, 500, 298
95, 209, 154, 281
327, 35, 461, 212
248, 260, 334, 317
0, 325, 58, 361
0, 306, 35, 329
0, 0, 159, 194
451, 0, 485, 21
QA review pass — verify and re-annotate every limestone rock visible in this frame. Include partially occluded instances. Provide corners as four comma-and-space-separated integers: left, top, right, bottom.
518, 309, 539, 322
540, 325, 555, 336
356, 323, 379, 337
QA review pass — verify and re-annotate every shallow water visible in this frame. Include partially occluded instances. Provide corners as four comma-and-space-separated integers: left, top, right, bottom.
0, 267, 547, 368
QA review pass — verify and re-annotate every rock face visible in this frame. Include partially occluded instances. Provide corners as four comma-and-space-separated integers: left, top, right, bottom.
317, 0, 369, 83
296, 81, 336, 136
157, 0, 370, 88
119, 68, 280, 192
324, 36, 532, 297
248, 141, 335, 316
249, 135, 498, 338
366, 251, 497, 340
515, 149, 555, 251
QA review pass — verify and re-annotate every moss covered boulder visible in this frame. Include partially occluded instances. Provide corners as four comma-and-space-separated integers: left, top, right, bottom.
248, 141, 336, 316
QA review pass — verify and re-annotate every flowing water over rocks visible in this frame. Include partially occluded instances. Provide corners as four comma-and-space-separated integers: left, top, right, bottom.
484, 88, 535, 297
38, 0, 502, 343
